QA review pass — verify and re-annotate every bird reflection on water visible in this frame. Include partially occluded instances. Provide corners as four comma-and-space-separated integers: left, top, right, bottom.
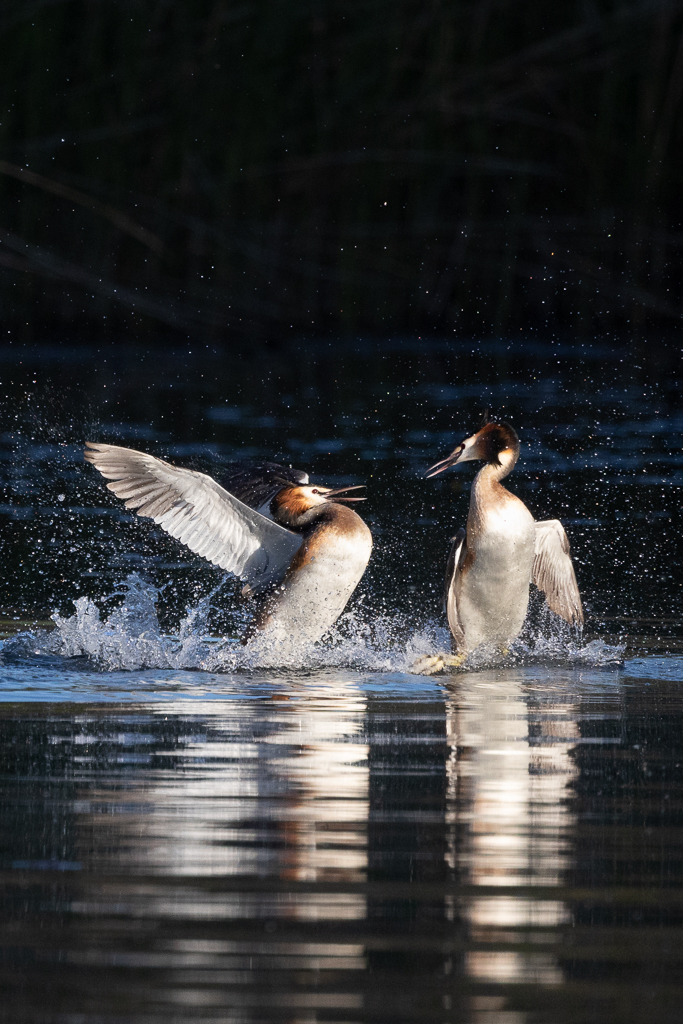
97, 686, 371, 888
3, 665, 678, 1022
446, 676, 578, 988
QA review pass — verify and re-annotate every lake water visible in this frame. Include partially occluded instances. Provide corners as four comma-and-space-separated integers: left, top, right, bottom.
0, 337, 681, 1022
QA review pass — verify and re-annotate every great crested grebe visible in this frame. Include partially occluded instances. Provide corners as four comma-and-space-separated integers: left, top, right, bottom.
84, 444, 372, 646
414, 417, 583, 673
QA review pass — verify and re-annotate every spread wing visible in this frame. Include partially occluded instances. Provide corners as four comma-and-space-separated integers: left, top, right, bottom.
217, 461, 308, 513
533, 520, 584, 625
444, 528, 466, 646
84, 443, 303, 592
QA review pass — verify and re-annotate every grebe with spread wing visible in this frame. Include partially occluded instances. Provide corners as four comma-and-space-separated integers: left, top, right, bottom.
84, 444, 372, 647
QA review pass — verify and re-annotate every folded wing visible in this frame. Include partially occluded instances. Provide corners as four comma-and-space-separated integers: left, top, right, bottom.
84, 443, 302, 592
444, 527, 467, 646
533, 519, 584, 625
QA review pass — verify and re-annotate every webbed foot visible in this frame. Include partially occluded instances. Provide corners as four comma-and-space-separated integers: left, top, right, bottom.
412, 652, 467, 675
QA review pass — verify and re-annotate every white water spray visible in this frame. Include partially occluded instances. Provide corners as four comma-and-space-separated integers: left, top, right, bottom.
3, 574, 624, 674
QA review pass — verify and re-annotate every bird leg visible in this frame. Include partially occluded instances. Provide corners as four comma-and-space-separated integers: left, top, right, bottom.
411, 652, 467, 675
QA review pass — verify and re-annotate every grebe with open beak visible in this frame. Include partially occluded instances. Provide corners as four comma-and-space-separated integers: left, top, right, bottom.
84, 444, 372, 646
414, 417, 583, 673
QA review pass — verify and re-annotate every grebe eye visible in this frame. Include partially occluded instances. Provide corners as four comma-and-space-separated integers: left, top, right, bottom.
311, 488, 319, 494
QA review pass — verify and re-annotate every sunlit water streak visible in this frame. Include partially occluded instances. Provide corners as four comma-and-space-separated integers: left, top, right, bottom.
2, 662, 683, 1022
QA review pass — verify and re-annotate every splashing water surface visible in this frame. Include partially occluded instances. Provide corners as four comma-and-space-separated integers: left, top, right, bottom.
2, 574, 624, 679
0, 342, 680, 1023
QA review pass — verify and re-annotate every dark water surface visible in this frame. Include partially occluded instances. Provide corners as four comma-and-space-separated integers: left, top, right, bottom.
2, 664, 683, 1023
0, 337, 681, 1021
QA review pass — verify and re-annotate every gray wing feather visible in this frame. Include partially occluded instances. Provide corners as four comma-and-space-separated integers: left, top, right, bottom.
84, 443, 302, 591
533, 519, 584, 625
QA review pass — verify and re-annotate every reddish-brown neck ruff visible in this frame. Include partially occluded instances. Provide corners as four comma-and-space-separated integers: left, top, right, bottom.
270, 486, 368, 535
270, 487, 318, 529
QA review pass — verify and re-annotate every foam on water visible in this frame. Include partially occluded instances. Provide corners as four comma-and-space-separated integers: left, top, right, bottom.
1, 574, 624, 675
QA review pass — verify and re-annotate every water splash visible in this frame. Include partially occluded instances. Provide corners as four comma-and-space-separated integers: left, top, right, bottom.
509, 602, 625, 667
2, 574, 623, 675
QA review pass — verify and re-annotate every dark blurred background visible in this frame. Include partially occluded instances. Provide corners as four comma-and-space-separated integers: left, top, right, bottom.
2, 0, 683, 342
0, 0, 682, 637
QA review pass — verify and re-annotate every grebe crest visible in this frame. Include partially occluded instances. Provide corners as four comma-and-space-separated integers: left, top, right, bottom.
426, 419, 520, 478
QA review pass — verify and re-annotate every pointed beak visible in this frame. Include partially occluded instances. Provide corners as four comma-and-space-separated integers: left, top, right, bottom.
425, 443, 465, 478
324, 484, 367, 503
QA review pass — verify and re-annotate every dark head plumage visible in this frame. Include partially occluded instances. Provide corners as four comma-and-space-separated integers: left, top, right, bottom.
426, 415, 520, 477
475, 420, 519, 465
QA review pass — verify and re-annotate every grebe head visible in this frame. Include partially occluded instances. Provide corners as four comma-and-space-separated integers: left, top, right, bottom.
270, 483, 366, 529
426, 419, 520, 478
